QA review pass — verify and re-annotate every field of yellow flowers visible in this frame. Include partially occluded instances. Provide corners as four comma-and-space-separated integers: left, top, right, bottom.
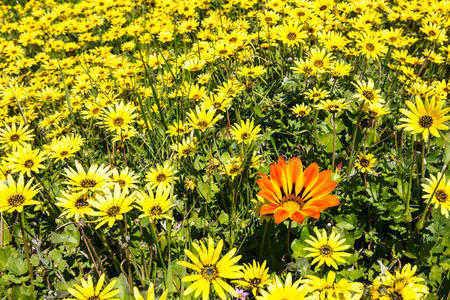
0, 0, 449, 299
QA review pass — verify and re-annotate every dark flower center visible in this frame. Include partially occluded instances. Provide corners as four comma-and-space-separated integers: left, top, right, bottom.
418, 115, 433, 128
150, 205, 163, 216
314, 60, 324, 68
107, 205, 120, 217
156, 173, 168, 182
362, 90, 375, 101
201, 264, 218, 281
8, 193, 25, 207
181, 147, 194, 156
115, 179, 126, 188
74, 196, 89, 209
359, 158, 370, 167
287, 32, 297, 40
59, 151, 69, 156
319, 245, 333, 256
250, 277, 261, 286
80, 178, 98, 188
197, 120, 209, 129
113, 117, 124, 126
327, 104, 341, 111
9, 134, 20, 141
24, 159, 34, 168
366, 43, 375, 51
241, 133, 250, 140
435, 189, 448, 203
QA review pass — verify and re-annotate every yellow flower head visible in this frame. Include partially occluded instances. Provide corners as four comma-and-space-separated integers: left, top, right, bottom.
177, 237, 242, 300
399, 96, 450, 142
0, 174, 40, 213
304, 227, 351, 269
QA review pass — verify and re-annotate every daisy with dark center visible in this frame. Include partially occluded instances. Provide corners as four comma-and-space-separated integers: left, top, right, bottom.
291, 59, 317, 77
301, 271, 363, 299
304, 87, 330, 102
145, 161, 177, 189
304, 227, 351, 269
276, 21, 307, 47
0, 123, 34, 149
399, 96, 450, 141
203, 93, 232, 112
292, 104, 312, 117
307, 48, 334, 73
421, 173, 450, 218
357, 34, 387, 61
89, 184, 134, 229
233, 260, 271, 296
166, 121, 191, 136
109, 167, 138, 190
355, 153, 376, 173
315, 99, 350, 112
353, 79, 384, 104
0, 174, 40, 213
170, 137, 198, 158
65, 273, 119, 300
256, 273, 307, 299
177, 237, 242, 300
44, 134, 84, 162
7, 145, 46, 177
370, 264, 429, 300
56, 190, 95, 221
135, 185, 173, 221
230, 119, 261, 145
101, 101, 138, 133
237, 65, 266, 78
257, 157, 340, 224
63, 161, 112, 193
187, 106, 223, 132
364, 102, 389, 119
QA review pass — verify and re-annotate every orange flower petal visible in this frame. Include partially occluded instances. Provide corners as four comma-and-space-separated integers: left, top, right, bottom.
260, 203, 278, 215
274, 208, 289, 224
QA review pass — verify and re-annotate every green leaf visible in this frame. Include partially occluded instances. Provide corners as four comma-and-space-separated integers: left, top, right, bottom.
218, 211, 229, 224
1, 219, 11, 245
318, 131, 342, 153
50, 224, 80, 248
334, 214, 357, 230
7, 256, 27, 276
11, 285, 36, 300
114, 274, 130, 300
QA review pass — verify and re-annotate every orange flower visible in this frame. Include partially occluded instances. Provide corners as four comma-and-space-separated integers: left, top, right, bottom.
257, 157, 339, 224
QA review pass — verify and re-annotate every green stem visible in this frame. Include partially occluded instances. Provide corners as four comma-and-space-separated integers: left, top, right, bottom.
259, 222, 268, 260
416, 163, 448, 231
404, 135, 416, 223
346, 100, 366, 181
285, 220, 292, 262
118, 220, 133, 296
20, 211, 33, 282
331, 113, 337, 172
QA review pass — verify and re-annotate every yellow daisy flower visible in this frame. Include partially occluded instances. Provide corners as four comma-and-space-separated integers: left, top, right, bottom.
304, 227, 351, 269
177, 237, 242, 300
0, 174, 40, 213
65, 273, 119, 300
399, 96, 450, 141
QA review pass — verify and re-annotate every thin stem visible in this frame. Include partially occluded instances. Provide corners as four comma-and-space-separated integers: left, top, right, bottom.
20, 211, 33, 282
118, 220, 133, 296
285, 220, 292, 262
331, 113, 337, 172
346, 101, 366, 181
259, 222, 268, 260
416, 163, 448, 231
404, 135, 416, 223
